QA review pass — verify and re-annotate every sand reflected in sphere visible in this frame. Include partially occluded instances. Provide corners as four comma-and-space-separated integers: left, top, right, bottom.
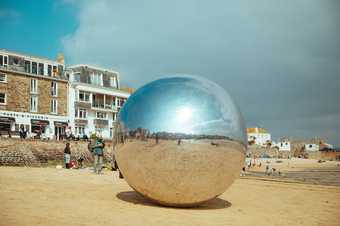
114, 75, 247, 207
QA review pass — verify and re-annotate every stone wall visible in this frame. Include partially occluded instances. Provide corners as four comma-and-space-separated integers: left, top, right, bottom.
247, 145, 291, 158
0, 138, 114, 167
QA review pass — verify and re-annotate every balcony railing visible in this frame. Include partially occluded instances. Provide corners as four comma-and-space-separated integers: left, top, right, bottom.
93, 119, 109, 127
92, 102, 117, 111
75, 101, 92, 109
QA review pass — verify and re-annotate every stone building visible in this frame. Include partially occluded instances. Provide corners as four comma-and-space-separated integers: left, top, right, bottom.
66, 65, 131, 139
0, 49, 68, 139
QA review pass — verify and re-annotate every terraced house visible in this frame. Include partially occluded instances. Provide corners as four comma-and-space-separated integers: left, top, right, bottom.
0, 49, 68, 139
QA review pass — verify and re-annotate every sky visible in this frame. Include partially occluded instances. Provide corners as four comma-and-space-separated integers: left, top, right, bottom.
1, 0, 339, 146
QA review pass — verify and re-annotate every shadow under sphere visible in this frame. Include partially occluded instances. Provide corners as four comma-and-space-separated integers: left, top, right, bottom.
114, 75, 247, 207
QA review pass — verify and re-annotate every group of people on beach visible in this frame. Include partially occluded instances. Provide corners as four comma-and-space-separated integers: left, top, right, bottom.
63, 135, 105, 174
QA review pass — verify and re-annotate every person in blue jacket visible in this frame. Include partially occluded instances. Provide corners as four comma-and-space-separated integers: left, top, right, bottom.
93, 136, 105, 174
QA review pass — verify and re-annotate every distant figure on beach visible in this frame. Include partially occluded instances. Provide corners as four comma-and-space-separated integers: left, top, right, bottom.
265, 165, 269, 175
177, 139, 181, 145
93, 136, 105, 174
155, 133, 159, 144
240, 167, 246, 177
88, 139, 93, 154
64, 143, 71, 169
77, 153, 84, 169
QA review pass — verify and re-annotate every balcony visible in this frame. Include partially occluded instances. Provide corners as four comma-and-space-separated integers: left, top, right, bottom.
93, 119, 108, 127
92, 102, 117, 111
75, 119, 88, 125
75, 101, 92, 109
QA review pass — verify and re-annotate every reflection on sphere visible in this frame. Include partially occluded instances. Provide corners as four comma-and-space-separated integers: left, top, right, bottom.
114, 75, 247, 207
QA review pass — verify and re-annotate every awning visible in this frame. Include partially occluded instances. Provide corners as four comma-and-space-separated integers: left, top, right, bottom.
54, 121, 68, 127
31, 119, 49, 126
0, 117, 15, 123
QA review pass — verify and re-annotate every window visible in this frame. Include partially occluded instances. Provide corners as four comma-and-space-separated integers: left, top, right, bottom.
15, 124, 29, 132
0, 73, 6, 82
47, 65, 52, 76
73, 72, 81, 82
113, 112, 117, 121
12, 56, 20, 65
32, 62, 37, 74
95, 127, 103, 136
78, 91, 90, 102
0, 55, 8, 66
30, 96, 38, 112
51, 81, 57, 96
30, 79, 37, 93
24, 61, 31, 73
96, 112, 107, 119
110, 77, 117, 88
110, 128, 113, 137
38, 63, 44, 75
75, 108, 87, 119
112, 96, 116, 106
75, 126, 85, 136
91, 73, 102, 86
53, 66, 57, 76
50, 99, 57, 114
58, 65, 63, 75
0, 93, 6, 104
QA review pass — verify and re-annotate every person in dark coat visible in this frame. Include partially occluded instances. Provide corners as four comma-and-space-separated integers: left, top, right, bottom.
64, 143, 71, 169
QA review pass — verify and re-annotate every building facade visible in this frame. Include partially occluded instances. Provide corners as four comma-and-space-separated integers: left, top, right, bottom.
247, 127, 271, 146
0, 49, 68, 139
272, 138, 291, 151
67, 65, 130, 139
304, 143, 319, 152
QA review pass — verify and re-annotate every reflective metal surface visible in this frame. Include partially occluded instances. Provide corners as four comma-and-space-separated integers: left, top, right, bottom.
114, 75, 247, 207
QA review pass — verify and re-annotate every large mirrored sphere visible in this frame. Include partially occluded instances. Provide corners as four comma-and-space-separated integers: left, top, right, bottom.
114, 75, 247, 207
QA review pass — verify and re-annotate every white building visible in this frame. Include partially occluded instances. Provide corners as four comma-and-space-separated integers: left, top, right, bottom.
272, 139, 291, 151
66, 65, 131, 139
305, 143, 319, 152
247, 127, 271, 146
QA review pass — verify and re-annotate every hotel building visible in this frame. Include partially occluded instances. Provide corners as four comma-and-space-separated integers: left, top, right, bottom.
66, 65, 131, 139
0, 49, 68, 139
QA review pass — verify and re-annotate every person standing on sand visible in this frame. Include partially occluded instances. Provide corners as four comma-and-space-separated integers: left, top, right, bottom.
93, 136, 105, 174
265, 164, 269, 175
64, 143, 71, 169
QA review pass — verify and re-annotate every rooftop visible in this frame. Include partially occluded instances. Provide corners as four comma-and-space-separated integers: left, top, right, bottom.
247, 127, 269, 134
0, 49, 64, 65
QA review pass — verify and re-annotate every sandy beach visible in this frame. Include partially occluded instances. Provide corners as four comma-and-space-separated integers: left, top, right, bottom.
1, 166, 340, 226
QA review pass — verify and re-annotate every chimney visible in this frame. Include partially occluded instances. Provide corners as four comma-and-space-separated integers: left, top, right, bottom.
56, 53, 65, 65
